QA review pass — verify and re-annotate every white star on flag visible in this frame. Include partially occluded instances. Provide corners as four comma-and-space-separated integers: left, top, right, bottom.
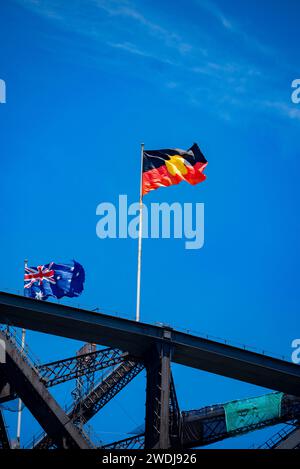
35, 291, 44, 300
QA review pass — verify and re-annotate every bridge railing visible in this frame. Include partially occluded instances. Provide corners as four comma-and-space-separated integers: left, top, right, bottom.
258, 422, 299, 449
0, 324, 41, 373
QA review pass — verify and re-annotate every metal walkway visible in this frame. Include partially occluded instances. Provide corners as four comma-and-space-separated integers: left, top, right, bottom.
102, 394, 300, 449
181, 394, 300, 448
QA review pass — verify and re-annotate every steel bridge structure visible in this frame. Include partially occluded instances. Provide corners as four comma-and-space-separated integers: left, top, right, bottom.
1, 291, 300, 449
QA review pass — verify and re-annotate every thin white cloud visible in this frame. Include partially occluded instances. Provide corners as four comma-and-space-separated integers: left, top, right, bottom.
263, 101, 300, 121
17, 0, 195, 57
108, 41, 152, 58
92, 0, 194, 56
196, 0, 233, 30
107, 41, 175, 66
15, 0, 294, 125
196, 0, 274, 57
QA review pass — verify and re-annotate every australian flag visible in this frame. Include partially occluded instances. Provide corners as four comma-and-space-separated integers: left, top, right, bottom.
24, 260, 85, 300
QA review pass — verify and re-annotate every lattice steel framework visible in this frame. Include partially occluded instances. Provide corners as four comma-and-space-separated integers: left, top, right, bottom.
38, 348, 128, 387
34, 360, 144, 449
2, 292, 300, 450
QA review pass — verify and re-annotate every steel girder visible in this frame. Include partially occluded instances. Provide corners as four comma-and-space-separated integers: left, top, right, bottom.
2, 292, 300, 396
102, 433, 145, 449
0, 330, 91, 449
34, 360, 144, 448
38, 348, 128, 387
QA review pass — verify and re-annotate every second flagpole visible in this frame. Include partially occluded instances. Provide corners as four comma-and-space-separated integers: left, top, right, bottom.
16, 259, 27, 448
135, 143, 144, 322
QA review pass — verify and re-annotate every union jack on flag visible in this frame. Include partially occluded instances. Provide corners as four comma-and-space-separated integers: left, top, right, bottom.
24, 263, 56, 289
24, 260, 85, 300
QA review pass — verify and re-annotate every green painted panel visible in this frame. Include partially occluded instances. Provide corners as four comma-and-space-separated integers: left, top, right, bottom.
224, 392, 283, 432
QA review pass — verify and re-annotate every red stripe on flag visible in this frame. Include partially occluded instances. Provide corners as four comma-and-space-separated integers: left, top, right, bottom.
142, 161, 207, 195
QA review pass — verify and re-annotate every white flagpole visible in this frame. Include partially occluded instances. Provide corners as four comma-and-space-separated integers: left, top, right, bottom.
16, 259, 27, 448
136, 143, 144, 322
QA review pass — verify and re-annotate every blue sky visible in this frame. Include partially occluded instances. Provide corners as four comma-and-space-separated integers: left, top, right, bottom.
0, 0, 300, 448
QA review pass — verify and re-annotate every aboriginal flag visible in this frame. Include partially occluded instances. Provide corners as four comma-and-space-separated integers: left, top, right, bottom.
142, 143, 207, 195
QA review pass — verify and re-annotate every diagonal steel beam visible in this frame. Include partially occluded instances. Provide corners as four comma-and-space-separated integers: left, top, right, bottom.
34, 360, 144, 448
70, 360, 144, 425
0, 330, 91, 449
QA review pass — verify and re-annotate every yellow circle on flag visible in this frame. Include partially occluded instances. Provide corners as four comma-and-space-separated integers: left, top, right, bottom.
165, 155, 188, 176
